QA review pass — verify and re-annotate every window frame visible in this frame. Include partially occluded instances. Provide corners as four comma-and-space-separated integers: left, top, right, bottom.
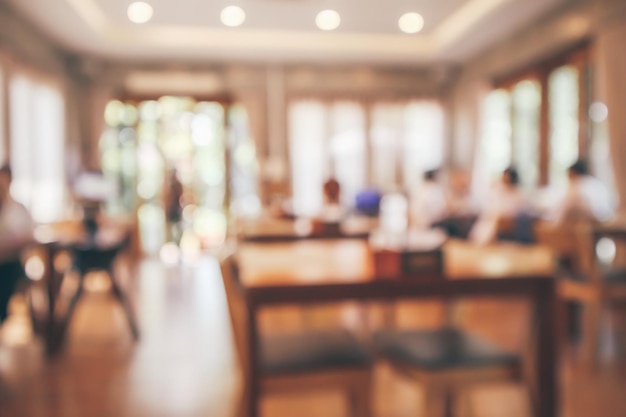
493, 41, 592, 186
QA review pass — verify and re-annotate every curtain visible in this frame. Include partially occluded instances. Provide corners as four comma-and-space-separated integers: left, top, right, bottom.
596, 20, 626, 213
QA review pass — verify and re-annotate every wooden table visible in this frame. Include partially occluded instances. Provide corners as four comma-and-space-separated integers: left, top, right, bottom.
237, 216, 376, 242
234, 239, 560, 417
32, 221, 133, 354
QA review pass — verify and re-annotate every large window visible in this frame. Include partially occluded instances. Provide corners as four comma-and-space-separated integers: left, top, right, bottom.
100, 97, 258, 254
9, 74, 65, 223
512, 80, 541, 187
475, 45, 611, 195
289, 98, 444, 217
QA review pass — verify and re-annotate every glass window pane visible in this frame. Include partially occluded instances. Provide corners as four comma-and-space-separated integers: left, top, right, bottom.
328, 101, 366, 207
478, 88, 512, 178
512, 80, 541, 187
31, 84, 65, 223
289, 100, 327, 217
370, 103, 404, 191
229, 103, 260, 217
402, 101, 445, 191
549, 65, 579, 187
9, 76, 35, 209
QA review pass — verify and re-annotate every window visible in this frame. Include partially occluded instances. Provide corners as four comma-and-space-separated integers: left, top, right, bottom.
475, 45, 610, 195
9, 74, 65, 223
477, 89, 513, 180
370, 101, 445, 193
100, 97, 256, 254
548, 65, 579, 187
229, 103, 260, 217
512, 80, 541, 188
288, 100, 327, 217
289, 98, 444, 217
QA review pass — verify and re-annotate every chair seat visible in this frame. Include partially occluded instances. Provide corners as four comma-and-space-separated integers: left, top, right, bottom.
604, 268, 626, 285
374, 328, 519, 371
260, 330, 372, 376
557, 268, 588, 283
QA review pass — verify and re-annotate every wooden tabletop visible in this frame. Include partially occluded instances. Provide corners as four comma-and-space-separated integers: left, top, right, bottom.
237, 238, 555, 288
237, 216, 376, 242
34, 221, 130, 248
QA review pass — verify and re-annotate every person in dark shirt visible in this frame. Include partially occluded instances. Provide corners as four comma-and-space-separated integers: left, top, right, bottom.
0, 166, 33, 323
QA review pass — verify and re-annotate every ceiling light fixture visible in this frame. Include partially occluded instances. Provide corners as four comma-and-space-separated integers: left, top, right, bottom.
316, 9, 341, 31
127, 1, 154, 24
221, 6, 246, 27
398, 12, 424, 34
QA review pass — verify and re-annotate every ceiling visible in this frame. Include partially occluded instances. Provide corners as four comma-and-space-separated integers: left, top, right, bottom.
8, 0, 566, 64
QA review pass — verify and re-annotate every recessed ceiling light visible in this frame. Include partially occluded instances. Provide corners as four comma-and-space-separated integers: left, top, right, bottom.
316, 9, 341, 31
221, 6, 246, 27
127, 2, 153, 24
398, 12, 424, 34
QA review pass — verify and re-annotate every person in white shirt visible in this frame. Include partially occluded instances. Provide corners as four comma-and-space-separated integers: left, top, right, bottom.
552, 160, 616, 224
470, 167, 528, 244
0, 166, 33, 323
409, 169, 448, 229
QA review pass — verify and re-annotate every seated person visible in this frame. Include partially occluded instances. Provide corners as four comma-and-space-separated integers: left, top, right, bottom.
409, 169, 448, 229
354, 188, 382, 217
0, 166, 34, 324
469, 167, 529, 245
319, 176, 344, 222
447, 169, 480, 217
551, 159, 616, 224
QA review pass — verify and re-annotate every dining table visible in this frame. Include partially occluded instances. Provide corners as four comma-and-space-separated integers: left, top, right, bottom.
231, 238, 560, 417
31, 219, 135, 354
237, 215, 377, 242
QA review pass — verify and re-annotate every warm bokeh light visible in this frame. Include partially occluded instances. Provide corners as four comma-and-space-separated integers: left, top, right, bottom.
596, 237, 616, 264
24, 256, 45, 281
589, 102, 608, 123
220, 6, 246, 27
160, 242, 181, 266
127, 2, 154, 24
398, 12, 424, 34
316, 10, 341, 31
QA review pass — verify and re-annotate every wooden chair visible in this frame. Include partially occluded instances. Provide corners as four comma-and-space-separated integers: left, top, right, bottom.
533, 219, 615, 369
496, 214, 536, 244
372, 253, 529, 417
56, 233, 140, 348
373, 325, 526, 417
219, 252, 374, 417
581, 225, 626, 369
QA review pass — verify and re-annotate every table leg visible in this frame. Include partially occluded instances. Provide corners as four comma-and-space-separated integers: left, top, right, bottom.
45, 247, 57, 355
247, 305, 260, 417
533, 280, 559, 417
581, 300, 601, 372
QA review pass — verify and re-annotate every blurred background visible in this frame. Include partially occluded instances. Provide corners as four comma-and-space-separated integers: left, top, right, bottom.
0, 0, 626, 416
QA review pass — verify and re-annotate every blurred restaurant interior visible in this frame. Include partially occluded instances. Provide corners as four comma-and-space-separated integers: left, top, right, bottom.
1, 0, 626, 416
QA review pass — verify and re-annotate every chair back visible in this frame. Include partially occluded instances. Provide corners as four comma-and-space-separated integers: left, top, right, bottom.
219, 251, 251, 375
497, 214, 536, 244
534, 220, 594, 277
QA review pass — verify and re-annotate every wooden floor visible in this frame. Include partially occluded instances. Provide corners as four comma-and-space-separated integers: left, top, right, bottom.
1, 256, 626, 417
